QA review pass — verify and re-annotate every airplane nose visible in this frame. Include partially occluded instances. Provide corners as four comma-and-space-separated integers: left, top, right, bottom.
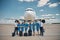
24, 8, 36, 21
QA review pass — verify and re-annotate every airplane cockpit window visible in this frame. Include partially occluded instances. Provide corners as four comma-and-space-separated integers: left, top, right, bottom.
25, 9, 33, 11
25, 8, 34, 11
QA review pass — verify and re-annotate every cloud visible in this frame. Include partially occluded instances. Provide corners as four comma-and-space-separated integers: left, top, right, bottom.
0, 19, 15, 24
18, 0, 34, 2
41, 14, 60, 17
41, 14, 56, 19
18, 0, 23, 2
41, 14, 53, 17
46, 19, 60, 24
47, 2, 51, 5
40, 9, 44, 11
37, 0, 49, 7
56, 14, 60, 16
49, 19, 60, 23
58, 2, 60, 4
20, 16, 24, 19
48, 3, 58, 8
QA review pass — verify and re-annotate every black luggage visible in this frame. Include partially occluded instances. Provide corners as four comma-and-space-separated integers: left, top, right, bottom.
28, 29, 32, 36
19, 31, 23, 36
12, 32, 15, 37
24, 33, 27, 36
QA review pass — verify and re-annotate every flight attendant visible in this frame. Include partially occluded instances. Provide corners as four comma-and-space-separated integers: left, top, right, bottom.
39, 19, 45, 36
35, 20, 40, 35
28, 20, 32, 36
12, 20, 20, 37
32, 21, 35, 36
23, 20, 28, 36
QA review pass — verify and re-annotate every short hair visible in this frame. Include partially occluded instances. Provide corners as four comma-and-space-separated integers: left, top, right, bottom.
28, 20, 31, 22
41, 20, 45, 23
39, 19, 41, 21
15, 20, 19, 23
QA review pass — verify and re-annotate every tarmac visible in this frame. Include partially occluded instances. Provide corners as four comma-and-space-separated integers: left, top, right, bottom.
0, 24, 60, 40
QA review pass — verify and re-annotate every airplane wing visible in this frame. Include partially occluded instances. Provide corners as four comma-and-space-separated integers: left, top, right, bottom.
35, 17, 55, 21
4, 17, 55, 22
5, 18, 17, 20
5, 18, 25, 21
43, 17, 55, 20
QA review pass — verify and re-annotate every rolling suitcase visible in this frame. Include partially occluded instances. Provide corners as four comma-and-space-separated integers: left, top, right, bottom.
12, 32, 15, 37
28, 29, 32, 36
24, 33, 27, 36
19, 31, 23, 36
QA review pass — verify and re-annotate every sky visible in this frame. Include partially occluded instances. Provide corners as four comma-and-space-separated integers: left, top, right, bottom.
0, 0, 60, 24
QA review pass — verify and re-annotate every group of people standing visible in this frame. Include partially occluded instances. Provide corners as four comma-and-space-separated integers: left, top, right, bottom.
12, 19, 45, 37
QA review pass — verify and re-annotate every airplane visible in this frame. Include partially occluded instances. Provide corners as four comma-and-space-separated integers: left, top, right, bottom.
5, 8, 55, 22
5, 8, 56, 36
